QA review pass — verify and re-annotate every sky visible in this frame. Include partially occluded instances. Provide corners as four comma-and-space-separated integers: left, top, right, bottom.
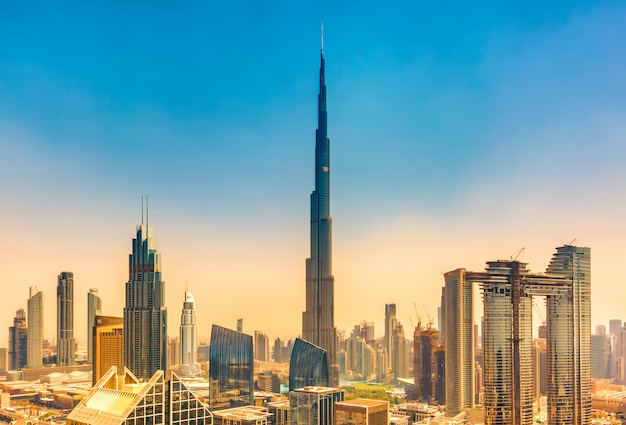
1, 1, 626, 348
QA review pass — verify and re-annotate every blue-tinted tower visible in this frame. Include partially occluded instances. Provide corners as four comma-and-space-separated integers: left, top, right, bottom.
124, 203, 167, 380
289, 338, 330, 391
302, 27, 337, 382
209, 324, 253, 410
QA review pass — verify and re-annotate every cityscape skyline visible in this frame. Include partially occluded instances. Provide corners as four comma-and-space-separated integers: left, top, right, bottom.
2, 2, 626, 346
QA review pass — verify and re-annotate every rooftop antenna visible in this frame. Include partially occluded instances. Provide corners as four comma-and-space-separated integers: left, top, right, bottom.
146, 194, 149, 228
141, 195, 144, 225
321, 22, 324, 53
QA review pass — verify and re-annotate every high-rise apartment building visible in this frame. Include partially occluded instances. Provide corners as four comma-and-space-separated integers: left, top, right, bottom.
302, 32, 337, 384
209, 324, 253, 410
87, 288, 102, 364
124, 208, 167, 380
57, 271, 75, 366
384, 303, 397, 371
93, 315, 124, 385
8, 309, 27, 370
27, 286, 43, 368
413, 323, 440, 402
255, 331, 270, 362
468, 245, 591, 425
179, 290, 199, 375
443, 269, 474, 416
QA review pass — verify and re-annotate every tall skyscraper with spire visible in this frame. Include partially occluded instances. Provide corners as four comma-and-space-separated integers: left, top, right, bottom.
123, 200, 167, 380
57, 271, 76, 366
179, 289, 200, 375
302, 27, 337, 383
87, 288, 102, 364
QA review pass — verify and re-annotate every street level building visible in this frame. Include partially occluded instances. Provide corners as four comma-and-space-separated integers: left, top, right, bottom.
290, 386, 344, 425
334, 399, 388, 425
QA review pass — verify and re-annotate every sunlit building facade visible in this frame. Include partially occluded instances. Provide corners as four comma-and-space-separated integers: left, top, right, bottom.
289, 338, 330, 391
27, 286, 43, 368
443, 268, 474, 416
209, 324, 253, 410
290, 386, 344, 425
334, 399, 388, 425
93, 315, 124, 385
67, 366, 212, 425
469, 245, 591, 425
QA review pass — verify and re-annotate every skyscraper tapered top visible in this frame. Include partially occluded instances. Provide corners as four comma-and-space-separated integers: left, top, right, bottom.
123, 202, 167, 380
302, 30, 337, 377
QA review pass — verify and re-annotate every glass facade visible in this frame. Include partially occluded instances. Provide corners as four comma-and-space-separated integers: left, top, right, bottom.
289, 387, 344, 425
57, 271, 76, 366
124, 222, 168, 380
289, 338, 330, 391
472, 245, 591, 425
209, 324, 253, 410
443, 268, 474, 416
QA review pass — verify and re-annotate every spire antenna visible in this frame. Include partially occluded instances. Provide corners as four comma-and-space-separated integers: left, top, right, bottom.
321, 22, 324, 54
141, 196, 144, 225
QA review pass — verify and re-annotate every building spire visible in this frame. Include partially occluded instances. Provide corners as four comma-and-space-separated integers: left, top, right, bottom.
321, 22, 324, 54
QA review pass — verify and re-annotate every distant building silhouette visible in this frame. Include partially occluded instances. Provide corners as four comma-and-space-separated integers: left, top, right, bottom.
57, 271, 75, 366
8, 309, 27, 370
87, 288, 102, 364
27, 286, 43, 368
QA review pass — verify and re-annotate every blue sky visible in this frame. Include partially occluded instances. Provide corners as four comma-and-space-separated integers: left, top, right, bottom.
1, 1, 625, 344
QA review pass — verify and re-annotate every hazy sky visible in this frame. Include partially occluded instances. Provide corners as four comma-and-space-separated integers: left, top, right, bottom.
1, 1, 626, 348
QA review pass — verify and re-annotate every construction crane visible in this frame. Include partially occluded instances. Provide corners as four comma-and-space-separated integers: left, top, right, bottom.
413, 302, 422, 331
510, 247, 525, 261
423, 303, 434, 330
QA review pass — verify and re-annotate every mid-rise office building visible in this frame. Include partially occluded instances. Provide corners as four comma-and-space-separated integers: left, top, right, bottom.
27, 286, 43, 368
87, 288, 102, 364
302, 33, 338, 385
93, 315, 124, 385
257, 370, 280, 393
209, 324, 253, 410
124, 206, 168, 380
290, 386, 344, 425
8, 309, 27, 370
334, 399, 388, 425
443, 269, 474, 416
57, 271, 76, 366
67, 366, 212, 425
289, 338, 330, 391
